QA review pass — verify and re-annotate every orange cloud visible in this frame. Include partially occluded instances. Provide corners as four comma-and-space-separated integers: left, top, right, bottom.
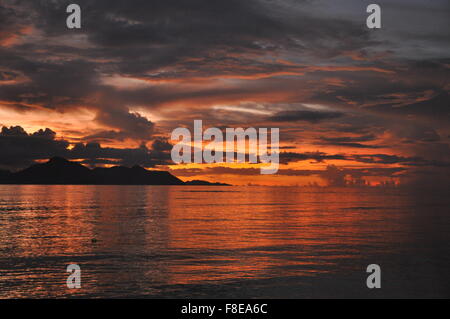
0, 26, 33, 47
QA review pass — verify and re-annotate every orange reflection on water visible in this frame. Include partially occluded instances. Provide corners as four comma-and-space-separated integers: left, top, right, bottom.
164, 187, 410, 285
0, 185, 417, 297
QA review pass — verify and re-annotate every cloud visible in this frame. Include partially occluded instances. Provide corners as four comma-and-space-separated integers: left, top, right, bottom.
352, 154, 450, 168
95, 108, 155, 140
0, 126, 68, 169
0, 0, 449, 187
151, 138, 173, 152
279, 151, 346, 164
316, 135, 383, 149
0, 126, 171, 170
269, 110, 344, 123
321, 165, 347, 187
320, 134, 377, 143
278, 150, 450, 169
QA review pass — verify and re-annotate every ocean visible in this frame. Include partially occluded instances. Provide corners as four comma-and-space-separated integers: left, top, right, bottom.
0, 185, 448, 298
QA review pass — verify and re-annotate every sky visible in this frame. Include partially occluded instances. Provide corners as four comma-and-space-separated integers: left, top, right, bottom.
0, 0, 449, 186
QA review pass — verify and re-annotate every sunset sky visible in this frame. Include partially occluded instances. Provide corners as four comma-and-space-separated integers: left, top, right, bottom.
0, 0, 449, 186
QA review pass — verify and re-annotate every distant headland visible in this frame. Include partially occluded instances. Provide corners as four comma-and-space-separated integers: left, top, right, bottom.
0, 157, 230, 186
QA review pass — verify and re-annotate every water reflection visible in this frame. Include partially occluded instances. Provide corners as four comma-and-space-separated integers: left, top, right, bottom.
0, 185, 448, 298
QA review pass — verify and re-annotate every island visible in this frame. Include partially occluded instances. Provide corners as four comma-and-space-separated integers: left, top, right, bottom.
0, 157, 230, 186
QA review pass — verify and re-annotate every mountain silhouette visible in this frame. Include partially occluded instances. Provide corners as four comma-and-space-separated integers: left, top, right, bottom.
185, 180, 231, 186
0, 157, 185, 185
0, 169, 11, 180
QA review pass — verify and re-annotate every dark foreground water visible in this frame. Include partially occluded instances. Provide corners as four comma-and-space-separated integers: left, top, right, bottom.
0, 185, 449, 298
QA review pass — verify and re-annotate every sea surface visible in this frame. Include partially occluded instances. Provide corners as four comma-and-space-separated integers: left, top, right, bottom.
0, 185, 449, 298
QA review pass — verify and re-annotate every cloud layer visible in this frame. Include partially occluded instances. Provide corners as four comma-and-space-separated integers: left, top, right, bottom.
0, 0, 449, 186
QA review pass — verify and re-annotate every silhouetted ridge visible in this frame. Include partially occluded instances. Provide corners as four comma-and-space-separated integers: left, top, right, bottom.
0, 169, 11, 180
91, 166, 183, 185
47, 156, 71, 165
11, 157, 92, 184
0, 158, 184, 185
185, 180, 231, 186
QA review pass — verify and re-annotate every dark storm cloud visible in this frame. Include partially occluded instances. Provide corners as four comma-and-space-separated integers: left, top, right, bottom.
278, 151, 450, 168
308, 59, 450, 119
0, 58, 98, 110
1, 0, 447, 94
279, 152, 347, 164
269, 110, 345, 123
316, 134, 383, 149
0, 0, 376, 91
0, 126, 69, 168
1, 0, 446, 121
95, 108, 155, 140
0, 1, 30, 46
0, 126, 172, 170
70, 141, 172, 167
319, 142, 383, 149
151, 138, 173, 152
352, 154, 450, 168
0, 51, 156, 138
0, 0, 449, 187
18, 0, 372, 53
320, 135, 377, 143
